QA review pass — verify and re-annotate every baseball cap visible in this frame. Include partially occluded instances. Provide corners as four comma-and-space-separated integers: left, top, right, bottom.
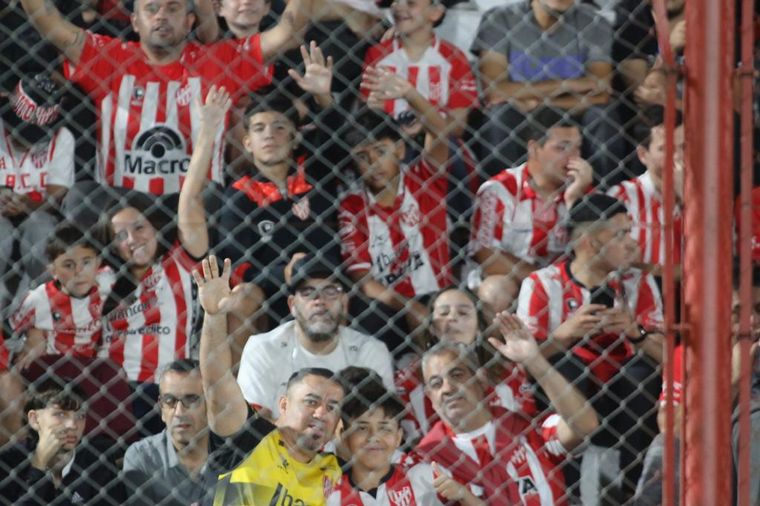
567, 193, 628, 233
2, 74, 65, 144
289, 253, 347, 293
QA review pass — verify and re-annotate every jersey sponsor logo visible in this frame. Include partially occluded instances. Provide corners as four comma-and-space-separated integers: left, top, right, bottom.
518, 476, 537, 496
124, 125, 190, 176
269, 483, 306, 506
376, 250, 424, 286
292, 198, 310, 220
388, 485, 416, 506
106, 295, 159, 322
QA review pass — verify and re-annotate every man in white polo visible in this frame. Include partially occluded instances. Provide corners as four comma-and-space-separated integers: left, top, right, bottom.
237, 254, 394, 420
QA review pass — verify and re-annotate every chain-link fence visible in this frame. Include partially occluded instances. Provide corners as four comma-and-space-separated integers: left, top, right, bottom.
0, 0, 757, 504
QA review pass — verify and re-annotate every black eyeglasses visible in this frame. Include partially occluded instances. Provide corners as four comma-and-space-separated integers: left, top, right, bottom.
159, 394, 202, 409
296, 284, 343, 300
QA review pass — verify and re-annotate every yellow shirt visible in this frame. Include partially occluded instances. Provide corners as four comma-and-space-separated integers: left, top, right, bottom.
213, 429, 342, 506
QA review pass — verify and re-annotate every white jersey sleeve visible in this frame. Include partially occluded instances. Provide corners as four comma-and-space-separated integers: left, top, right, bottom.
46, 127, 76, 188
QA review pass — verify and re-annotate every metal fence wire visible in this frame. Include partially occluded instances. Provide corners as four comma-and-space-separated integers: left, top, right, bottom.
0, 0, 757, 504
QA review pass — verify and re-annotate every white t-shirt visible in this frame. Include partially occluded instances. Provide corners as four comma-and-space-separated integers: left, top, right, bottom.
237, 321, 395, 418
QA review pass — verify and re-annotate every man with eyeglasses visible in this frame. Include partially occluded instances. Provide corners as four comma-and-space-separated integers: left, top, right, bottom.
123, 359, 216, 505
236, 253, 394, 421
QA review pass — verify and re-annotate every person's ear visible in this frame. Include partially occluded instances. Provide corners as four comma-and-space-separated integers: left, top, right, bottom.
636, 144, 649, 166
394, 139, 406, 160
288, 295, 296, 317
27, 410, 41, 432
46, 263, 56, 279
278, 395, 288, 417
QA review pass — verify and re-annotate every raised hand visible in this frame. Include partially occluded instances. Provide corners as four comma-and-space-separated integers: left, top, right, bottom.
192, 255, 235, 315
488, 312, 540, 365
200, 85, 232, 132
288, 41, 334, 97
361, 66, 413, 101
432, 462, 484, 505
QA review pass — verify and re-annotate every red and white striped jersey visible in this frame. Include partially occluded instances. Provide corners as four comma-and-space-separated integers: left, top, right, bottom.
517, 260, 664, 382
607, 172, 683, 266
0, 332, 8, 372
395, 359, 537, 437
327, 462, 445, 506
361, 37, 478, 119
338, 161, 451, 298
103, 244, 200, 383
415, 408, 568, 506
470, 164, 570, 268
0, 121, 75, 201
65, 32, 272, 195
11, 272, 113, 358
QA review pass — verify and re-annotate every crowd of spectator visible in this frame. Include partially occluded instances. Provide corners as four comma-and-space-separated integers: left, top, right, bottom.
0, 0, 758, 504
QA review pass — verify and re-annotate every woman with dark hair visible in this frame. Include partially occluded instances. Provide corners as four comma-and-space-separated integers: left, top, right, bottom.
97, 87, 231, 435
395, 286, 537, 441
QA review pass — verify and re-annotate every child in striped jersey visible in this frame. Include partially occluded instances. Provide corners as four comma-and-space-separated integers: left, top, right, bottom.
12, 222, 111, 370
331, 368, 482, 505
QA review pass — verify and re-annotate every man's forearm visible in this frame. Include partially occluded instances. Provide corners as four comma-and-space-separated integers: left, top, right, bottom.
200, 313, 248, 436
524, 354, 598, 438
474, 248, 535, 281
20, 0, 85, 63
485, 77, 605, 105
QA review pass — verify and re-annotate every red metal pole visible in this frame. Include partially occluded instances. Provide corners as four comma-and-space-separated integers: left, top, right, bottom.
650, 2, 679, 505
682, 0, 736, 504
735, 0, 756, 504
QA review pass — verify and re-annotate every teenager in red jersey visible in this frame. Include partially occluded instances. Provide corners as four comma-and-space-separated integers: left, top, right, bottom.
414, 313, 598, 505
96, 86, 229, 434
331, 368, 481, 506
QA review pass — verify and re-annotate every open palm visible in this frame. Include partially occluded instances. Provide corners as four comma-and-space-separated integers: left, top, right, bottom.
488, 312, 540, 364
192, 255, 234, 315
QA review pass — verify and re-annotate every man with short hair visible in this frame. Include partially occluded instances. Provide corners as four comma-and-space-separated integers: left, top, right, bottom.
517, 193, 664, 498
0, 380, 126, 504
235, 253, 395, 420
415, 313, 598, 505
467, 107, 593, 314
19, 0, 346, 196
123, 359, 215, 505
193, 255, 346, 505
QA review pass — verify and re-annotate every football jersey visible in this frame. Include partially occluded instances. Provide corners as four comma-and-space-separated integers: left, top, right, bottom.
395, 359, 537, 437
517, 260, 664, 382
607, 172, 683, 266
415, 408, 568, 506
339, 160, 451, 298
0, 121, 74, 201
469, 164, 570, 268
103, 244, 200, 383
65, 32, 272, 195
11, 271, 113, 358
0, 332, 8, 372
361, 37, 478, 119
213, 429, 341, 506
327, 462, 444, 506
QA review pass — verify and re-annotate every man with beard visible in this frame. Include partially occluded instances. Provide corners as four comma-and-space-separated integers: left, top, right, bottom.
192, 255, 350, 504
234, 254, 394, 421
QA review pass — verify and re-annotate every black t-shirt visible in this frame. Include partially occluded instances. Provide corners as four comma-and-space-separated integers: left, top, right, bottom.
0, 438, 126, 506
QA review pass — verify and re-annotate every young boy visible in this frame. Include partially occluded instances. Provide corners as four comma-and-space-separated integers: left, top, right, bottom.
0, 380, 126, 503
338, 107, 450, 353
11, 223, 112, 369
330, 370, 481, 505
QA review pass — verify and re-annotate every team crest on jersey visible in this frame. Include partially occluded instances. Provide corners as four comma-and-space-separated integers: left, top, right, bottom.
258, 220, 275, 242
291, 198, 310, 220
399, 203, 421, 228
125, 125, 190, 176
52, 311, 62, 322
175, 83, 193, 107
388, 485, 415, 506
567, 299, 579, 311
